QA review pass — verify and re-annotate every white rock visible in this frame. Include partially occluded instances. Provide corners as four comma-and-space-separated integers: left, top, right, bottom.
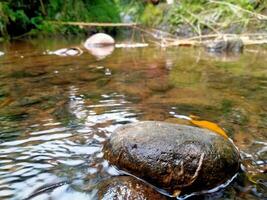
48, 48, 81, 56
65, 49, 80, 56
84, 33, 115, 49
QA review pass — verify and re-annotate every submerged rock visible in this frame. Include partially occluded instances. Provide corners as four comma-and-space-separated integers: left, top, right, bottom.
104, 121, 240, 194
205, 36, 244, 53
97, 176, 168, 200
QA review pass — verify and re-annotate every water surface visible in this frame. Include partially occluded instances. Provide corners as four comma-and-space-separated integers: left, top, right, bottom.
0, 39, 266, 199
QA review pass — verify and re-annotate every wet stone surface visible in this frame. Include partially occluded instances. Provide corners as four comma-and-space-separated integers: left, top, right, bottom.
97, 176, 168, 200
104, 121, 240, 194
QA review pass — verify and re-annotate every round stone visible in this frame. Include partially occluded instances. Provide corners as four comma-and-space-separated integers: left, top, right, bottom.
104, 121, 240, 194
84, 33, 115, 48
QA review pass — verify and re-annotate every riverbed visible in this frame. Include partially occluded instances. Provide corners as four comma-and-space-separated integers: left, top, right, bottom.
0, 39, 266, 199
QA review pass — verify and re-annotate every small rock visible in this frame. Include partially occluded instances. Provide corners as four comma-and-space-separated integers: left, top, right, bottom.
104, 121, 240, 194
147, 77, 172, 92
97, 176, 168, 200
0, 51, 4, 56
175, 24, 195, 38
205, 36, 244, 53
48, 48, 82, 56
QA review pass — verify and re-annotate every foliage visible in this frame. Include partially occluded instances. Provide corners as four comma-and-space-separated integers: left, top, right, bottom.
122, 0, 267, 36
163, 0, 267, 35
140, 4, 163, 26
0, 0, 120, 39
0, 2, 9, 38
1, 0, 267, 39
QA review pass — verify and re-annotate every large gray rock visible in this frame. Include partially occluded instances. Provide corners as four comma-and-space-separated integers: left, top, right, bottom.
104, 121, 240, 194
97, 176, 168, 200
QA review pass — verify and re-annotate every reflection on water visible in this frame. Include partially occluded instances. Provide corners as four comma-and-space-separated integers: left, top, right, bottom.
85, 45, 115, 60
0, 40, 266, 200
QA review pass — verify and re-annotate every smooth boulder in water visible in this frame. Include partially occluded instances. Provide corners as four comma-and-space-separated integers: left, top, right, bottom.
104, 121, 240, 195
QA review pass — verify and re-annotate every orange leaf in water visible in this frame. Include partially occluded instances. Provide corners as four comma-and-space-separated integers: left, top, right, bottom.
0, 98, 13, 108
189, 119, 228, 139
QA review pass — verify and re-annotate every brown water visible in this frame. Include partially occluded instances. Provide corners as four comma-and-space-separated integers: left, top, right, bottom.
0, 39, 266, 200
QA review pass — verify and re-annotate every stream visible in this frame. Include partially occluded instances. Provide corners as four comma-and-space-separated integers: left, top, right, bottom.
0, 39, 266, 200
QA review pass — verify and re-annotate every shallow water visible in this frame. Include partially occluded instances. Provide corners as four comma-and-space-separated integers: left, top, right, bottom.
0, 39, 266, 200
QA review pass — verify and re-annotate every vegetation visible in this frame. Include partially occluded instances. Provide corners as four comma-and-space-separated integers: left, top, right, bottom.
0, 0, 120, 39
0, 0, 267, 40
128, 0, 267, 37
166, 0, 267, 36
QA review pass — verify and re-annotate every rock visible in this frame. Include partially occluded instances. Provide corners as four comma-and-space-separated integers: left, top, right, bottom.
97, 176, 168, 200
48, 48, 82, 56
0, 51, 4, 56
147, 77, 172, 92
205, 36, 244, 53
104, 121, 240, 194
175, 24, 195, 38
84, 33, 115, 48
84, 33, 115, 60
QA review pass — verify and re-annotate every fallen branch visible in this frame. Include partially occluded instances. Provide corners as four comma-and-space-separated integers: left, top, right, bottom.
46, 20, 267, 47
158, 35, 267, 47
115, 43, 149, 48
47, 21, 139, 27
185, 33, 267, 41
242, 39, 267, 45
161, 40, 201, 47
